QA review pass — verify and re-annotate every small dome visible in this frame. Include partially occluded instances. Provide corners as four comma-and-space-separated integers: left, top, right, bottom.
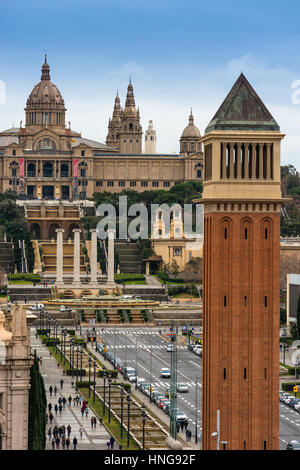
26, 56, 65, 110
181, 110, 201, 139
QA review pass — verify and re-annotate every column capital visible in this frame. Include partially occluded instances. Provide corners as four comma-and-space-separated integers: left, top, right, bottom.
90, 229, 97, 233
56, 228, 64, 233
72, 229, 81, 233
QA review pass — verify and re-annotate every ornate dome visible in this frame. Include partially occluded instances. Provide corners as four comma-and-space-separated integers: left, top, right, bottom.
25, 56, 65, 110
181, 110, 201, 138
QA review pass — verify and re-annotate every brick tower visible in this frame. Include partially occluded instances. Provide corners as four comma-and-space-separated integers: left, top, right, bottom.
198, 73, 284, 450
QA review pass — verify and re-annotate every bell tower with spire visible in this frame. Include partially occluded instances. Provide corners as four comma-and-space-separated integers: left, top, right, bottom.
106, 92, 122, 150
119, 79, 142, 154
196, 73, 285, 450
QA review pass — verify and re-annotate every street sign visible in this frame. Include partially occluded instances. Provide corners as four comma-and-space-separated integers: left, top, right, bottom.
294, 386, 298, 392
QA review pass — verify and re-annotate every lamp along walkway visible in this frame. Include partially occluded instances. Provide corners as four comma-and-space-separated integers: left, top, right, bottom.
30, 329, 112, 450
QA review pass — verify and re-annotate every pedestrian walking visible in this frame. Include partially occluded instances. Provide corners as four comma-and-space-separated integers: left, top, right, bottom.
79, 426, 84, 438
48, 403, 52, 413
91, 417, 94, 428
54, 404, 58, 415
54, 386, 57, 396
73, 397, 76, 407
55, 437, 60, 449
176, 421, 180, 433
68, 395, 72, 406
59, 404, 63, 414
180, 420, 184, 432
67, 425, 72, 437
110, 436, 115, 450
66, 437, 70, 450
62, 397, 66, 408
73, 436, 78, 450
51, 437, 55, 450
40, 356, 43, 365
60, 379, 64, 390
62, 437, 66, 450
48, 428, 52, 441
49, 412, 54, 424
81, 406, 84, 418
76, 396, 79, 407
85, 406, 89, 418
106, 441, 111, 450
49, 385, 53, 397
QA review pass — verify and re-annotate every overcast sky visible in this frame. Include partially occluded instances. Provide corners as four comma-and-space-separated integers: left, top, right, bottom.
1, 0, 300, 168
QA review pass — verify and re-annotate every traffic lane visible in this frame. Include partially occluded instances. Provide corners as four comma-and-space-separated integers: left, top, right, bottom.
119, 334, 203, 425
279, 402, 300, 449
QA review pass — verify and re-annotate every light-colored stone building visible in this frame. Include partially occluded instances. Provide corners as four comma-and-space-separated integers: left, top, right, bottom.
0, 306, 34, 450
0, 57, 203, 200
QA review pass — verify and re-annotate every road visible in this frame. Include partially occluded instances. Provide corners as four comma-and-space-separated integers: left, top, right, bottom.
83, 325, 298, 449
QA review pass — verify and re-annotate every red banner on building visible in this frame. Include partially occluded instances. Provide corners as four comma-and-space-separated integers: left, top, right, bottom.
73, 158, 78, 178
20, 158, 24, 178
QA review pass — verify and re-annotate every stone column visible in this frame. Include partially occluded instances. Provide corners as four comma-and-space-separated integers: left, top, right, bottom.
266, 143, 271, 180
244, 144, 249, 179
259, 143, 264, 179
107, 229, 116, 287
73, 229, 81, 286
56, 229, 64, 285
251, 143, 256, 179
236, 143, 242, 179
229, 143, 234, 179
90, 229, 98, 286
222, 143, 227, 179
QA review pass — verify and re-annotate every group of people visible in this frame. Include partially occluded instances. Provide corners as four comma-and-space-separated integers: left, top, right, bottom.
48, 425, 77, 450
176, 419, 192, 441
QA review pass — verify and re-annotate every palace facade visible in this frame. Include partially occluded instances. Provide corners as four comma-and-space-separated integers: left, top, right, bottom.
0, 57, 203, 200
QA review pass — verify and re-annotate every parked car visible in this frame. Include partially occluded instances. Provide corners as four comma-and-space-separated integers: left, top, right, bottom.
167, 344, 174, 352
30, 303, 44, 311
153, 393, 165, 405
60, 304, 71, 312
160, 368, 171, 378
157, 398, 169, 409
176, 410, 188, 422
137, 378, 146, 389
163, 401, 171, 413
188, 343, 196, 351
177, 383, 189, 393
140, 383, 151, 394
287, 440, 300, 450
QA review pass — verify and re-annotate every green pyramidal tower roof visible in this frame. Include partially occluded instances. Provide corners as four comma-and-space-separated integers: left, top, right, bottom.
205, 73, 280, 134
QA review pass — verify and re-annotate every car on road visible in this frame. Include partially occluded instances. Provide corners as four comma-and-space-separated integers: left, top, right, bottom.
125, 367, 136, 379
162, 401, 171, 413
153, 393, 165, 405
194, 348, 202, 357
177, 383, 189, 393
176, 410, 187, 422
167, 344, 174, 352
60, 304, 71, 312
30, 303, 44, 311
137, 378, 145, 389
287, 440, 300, 450
160, 368, 171, 378
157, 398, 169, 409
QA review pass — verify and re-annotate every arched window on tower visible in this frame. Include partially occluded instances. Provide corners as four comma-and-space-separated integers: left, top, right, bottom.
27, 162, 36, 177
43, 161, 53, 177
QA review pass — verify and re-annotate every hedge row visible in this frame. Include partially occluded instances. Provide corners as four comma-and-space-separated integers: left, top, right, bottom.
8, 273, 41, 282
114, 273, 145, 283
287, 367, 300, 375
66, 369, 86, 376
98, 370, 118, 379
76, 381, 95, 388
282, 383, 299, 392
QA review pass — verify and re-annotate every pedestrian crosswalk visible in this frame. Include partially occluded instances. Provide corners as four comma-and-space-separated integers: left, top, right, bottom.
98, 330, 158, 335
103, 344, 188, 350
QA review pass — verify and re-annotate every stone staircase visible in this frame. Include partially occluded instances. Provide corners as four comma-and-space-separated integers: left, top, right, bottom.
123, 285, 168, 302
8, 286, 52, 302
115, 240, 143, 273
0, 242, 14, 273
39, 241, 86, 274
152, 304, 202, 327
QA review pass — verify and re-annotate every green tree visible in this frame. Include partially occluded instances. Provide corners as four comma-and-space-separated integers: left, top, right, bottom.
297, 294, 300, 340
28, 353, 47, 450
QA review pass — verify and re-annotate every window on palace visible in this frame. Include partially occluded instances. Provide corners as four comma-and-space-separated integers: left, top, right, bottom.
96, 181, 102, 187
107, 181, 114, 187
119, 181, 125, 187
152, 181, 159, 187
43, 161, 53, 177
37, 138, 57, 151
141, 181, 148, 187
163, 181, 170, 187
27, 163, 36, 177
130, 181, 136, 187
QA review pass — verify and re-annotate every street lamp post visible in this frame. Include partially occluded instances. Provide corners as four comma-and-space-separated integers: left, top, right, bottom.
149, 336, 153, 403
283, 328, 287, 365
63, 330, 66, 365
195, 375, 200, 444
120, 385, 125, 440
88, 354, 92, 397
80, 347, 83, 382
76, 347, 79, 383
93, 360, 97, 404
170, 329, 177, 440
113, 324, 116, 370
108, 374, 112, 423
102, 369, 107, 416
127, 393, 131, 448
135, 337, 139, 390
141, 403, 146, 451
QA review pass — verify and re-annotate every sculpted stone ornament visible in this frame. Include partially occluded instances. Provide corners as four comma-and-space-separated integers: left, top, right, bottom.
0, 310, 12, 342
